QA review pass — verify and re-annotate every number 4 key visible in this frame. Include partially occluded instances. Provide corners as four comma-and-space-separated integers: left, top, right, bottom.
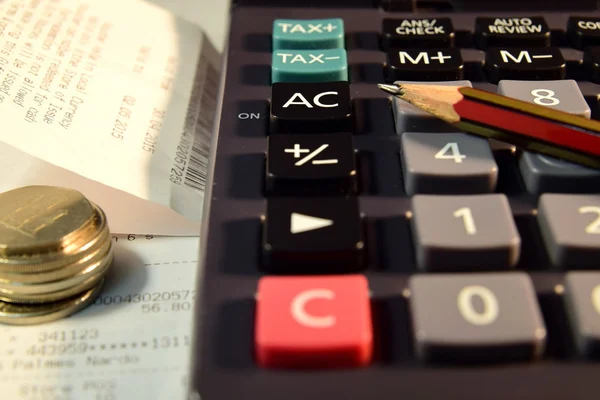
400, 132, 498, 195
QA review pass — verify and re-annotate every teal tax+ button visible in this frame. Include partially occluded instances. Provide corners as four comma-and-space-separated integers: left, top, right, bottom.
272, 18, 345, 50
271, 49, 348, 83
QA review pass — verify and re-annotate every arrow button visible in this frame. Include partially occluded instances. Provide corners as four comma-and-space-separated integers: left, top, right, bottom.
262, 198, 365, 273
290, 213, 333, 234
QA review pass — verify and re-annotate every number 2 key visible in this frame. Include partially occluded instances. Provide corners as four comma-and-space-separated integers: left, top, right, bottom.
538, 194, 600, 268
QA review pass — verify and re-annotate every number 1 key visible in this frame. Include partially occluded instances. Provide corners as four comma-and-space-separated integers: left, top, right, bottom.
410, 194, 521, 270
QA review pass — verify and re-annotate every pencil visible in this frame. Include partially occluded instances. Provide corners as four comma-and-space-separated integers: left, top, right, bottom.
378, 82, 600, 169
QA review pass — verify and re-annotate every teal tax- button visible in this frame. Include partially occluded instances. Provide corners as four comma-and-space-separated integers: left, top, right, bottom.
271, 49, 348, 83
273, 18, 345, 50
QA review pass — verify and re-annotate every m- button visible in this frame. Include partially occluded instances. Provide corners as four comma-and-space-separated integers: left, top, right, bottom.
254, 275, 373, 368
272, 18, 345, 50
485, 47, 565, 83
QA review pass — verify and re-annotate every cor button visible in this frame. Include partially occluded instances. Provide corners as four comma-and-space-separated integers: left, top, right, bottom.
568, 17, 600, 49
254, 275, 373, 369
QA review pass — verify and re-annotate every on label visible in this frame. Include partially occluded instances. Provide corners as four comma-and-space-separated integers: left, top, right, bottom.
238, 113, 261, 119
457, 285, 499, 325
290, 289, 336, 328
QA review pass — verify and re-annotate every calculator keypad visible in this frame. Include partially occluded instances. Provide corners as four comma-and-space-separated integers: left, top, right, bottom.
410, 194, 521, 270
400, 132, 498, 195
409, 273, 546, 363
197, 8, 600, 394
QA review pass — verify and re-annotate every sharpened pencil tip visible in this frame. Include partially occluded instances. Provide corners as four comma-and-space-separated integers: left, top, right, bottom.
377, 83, 402, 96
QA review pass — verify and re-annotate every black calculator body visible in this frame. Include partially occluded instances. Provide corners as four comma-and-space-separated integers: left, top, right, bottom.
190, 0, 600, 398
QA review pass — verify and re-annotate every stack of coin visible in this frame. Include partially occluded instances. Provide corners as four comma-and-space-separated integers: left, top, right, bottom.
0, 185, 113, 325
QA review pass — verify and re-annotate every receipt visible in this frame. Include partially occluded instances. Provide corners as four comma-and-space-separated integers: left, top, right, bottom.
0, 235, 200, 400
0, 0, 221, 225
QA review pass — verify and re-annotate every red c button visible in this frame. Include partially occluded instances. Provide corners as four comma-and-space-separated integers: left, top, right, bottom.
254, 275, 373, 369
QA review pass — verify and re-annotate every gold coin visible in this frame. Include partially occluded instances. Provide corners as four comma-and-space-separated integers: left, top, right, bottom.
0, 185, 96, 257
0, 230, 111, 284
0, 282, 104, 325
0, 203, 108, 273
0, 246, 113, 295
0, 271, 106, 304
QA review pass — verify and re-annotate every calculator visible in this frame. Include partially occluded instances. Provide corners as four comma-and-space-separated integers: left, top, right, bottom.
189, 0, 600, 398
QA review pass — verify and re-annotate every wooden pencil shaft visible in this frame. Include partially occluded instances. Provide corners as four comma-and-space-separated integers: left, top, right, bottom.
393, 83, 600, 168
459, 87, 600, 134
456, 120, 600, 169
454, 96, 600, 157
396, 83, 600, 134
